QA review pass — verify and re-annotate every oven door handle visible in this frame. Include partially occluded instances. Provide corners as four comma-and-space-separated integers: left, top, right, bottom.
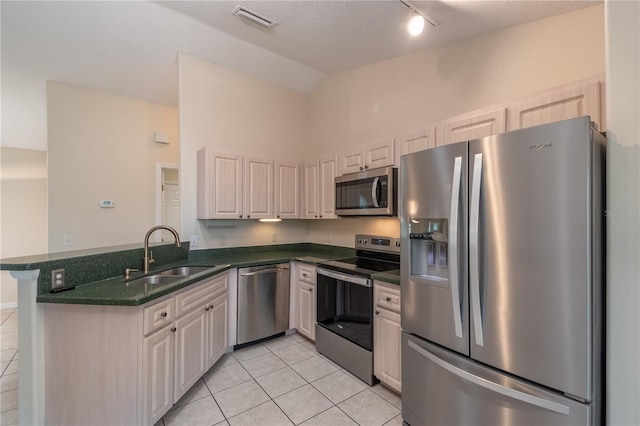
317, 268, 372, 287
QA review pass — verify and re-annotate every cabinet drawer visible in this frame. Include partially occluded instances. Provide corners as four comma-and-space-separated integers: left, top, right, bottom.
175, 275, 228, 317
375, 284, 401, 313
298, 265, 316, 284
143, 297, 174, 336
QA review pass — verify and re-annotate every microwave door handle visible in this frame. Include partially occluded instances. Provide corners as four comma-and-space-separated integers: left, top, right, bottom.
449, 156, 464, 339
371, 177, 380, 208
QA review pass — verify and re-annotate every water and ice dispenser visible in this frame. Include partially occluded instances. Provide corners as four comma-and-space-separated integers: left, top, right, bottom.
409, 218, 449, 282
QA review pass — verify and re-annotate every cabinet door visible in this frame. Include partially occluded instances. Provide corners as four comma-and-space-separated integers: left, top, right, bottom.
319, 154, 339, 219
439, 107, 507, 146
174, 307, 207, 402
243, 157, 274, 219
508, 80, 602, 131
206, 292, 229, 368
298, 281, 316, 341
197, 149, 243, 219
275, 161, 300, 219
396, 127, 436, 165
143, 326, 174, 426
302, 161, 320, 219
374, 307, 402, 393
340, 146, 365, 175
365, 137, 395, 169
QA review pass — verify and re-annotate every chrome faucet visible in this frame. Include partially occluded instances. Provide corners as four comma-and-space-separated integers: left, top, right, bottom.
143, 225, 181, 273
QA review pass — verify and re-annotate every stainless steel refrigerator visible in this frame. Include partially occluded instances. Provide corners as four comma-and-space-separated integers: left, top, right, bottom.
400, 116, 605, 426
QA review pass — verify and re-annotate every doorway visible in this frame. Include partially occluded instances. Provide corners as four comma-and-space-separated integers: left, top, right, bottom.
155, 163, 180, 243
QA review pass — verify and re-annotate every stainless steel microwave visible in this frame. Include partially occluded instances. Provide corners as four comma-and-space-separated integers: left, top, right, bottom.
335, 167, 397, 216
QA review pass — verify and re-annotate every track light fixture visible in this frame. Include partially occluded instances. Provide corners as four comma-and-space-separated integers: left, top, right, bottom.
408, 10, 425, 36
399, 0, 437, 36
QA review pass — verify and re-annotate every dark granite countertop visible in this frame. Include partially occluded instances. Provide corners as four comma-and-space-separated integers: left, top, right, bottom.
3, 241, 400, 306
371, 269, 400, 286
33, 247, 351, 306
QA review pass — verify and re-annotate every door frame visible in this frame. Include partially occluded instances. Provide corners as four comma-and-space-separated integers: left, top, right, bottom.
155, 162, 180, 243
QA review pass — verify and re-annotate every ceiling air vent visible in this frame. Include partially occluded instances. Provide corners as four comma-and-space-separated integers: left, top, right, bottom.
231, 6, 278, 28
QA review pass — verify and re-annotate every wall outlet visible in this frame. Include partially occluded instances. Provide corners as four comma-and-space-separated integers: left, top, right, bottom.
272, 233, 277, 242
63, 234, 72, 245
51, 269, 66, 290
189, 234, 198, 246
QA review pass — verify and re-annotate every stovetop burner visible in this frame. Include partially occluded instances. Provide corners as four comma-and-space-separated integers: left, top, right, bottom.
319, 234, 400, 278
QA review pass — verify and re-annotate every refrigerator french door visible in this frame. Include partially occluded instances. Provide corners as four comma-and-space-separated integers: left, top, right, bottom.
400, 117, 605, 426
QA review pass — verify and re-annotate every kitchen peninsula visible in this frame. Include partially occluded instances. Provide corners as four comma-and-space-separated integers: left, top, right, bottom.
0, 241, 400, 425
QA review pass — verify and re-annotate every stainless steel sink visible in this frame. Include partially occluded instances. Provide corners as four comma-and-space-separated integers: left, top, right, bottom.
127, 275, 183, 286
158, 266, 215, 276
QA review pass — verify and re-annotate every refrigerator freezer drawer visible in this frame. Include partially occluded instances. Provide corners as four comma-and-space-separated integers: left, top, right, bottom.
402, 333, 596, 426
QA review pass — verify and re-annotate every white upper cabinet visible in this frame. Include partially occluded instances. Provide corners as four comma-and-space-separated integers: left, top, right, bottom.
395, 127, 436, 164
302, 160, 319, 219
275, 161, 300, 219
508, 79, 603, 131
438, 107, 507, 146
243, 156, 274, 219
302, 154, 338, 219
318, 154, 339, 219
197, 148, 243, 219
340, 137, 395, 175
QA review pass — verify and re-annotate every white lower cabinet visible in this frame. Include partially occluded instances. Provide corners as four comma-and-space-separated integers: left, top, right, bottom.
143, 324, 175, 424
294, 263, 316, 341
43, 270, 231, 426
373, 280, 402, 393
143, 272, 230, 424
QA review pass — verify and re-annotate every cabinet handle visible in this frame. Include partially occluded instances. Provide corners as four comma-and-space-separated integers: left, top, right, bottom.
365, 165, 369, 169
319, 215, 323, 218
385, 297, 392, 302
160, 312, 167, 317
302, 273, 308, 278
170, 327, 177, 332
247, 215, 251, 219
375, 310, 380, 315
209, 304, 214, 309
314, 215, 318, 218
359, 166, 364, 171
239, 215, 243, 218
277, 215, 280, 218
204, 306, 210, 311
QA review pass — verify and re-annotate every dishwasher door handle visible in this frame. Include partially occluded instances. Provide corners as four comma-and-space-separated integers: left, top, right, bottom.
240, 267, 289, 277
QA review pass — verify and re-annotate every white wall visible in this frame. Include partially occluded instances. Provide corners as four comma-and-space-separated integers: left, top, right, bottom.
0, 147, 48, 307
304, 4, 605, 244
47, 82, 179, 251
307, 4, 604, 156
178, 52, 310, 249
605, 1, 640, 424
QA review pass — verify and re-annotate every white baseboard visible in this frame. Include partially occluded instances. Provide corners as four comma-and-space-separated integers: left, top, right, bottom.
0, 302, 18, 310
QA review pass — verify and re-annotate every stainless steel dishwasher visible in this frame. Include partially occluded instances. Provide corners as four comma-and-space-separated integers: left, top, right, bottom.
237, 263, 290, 345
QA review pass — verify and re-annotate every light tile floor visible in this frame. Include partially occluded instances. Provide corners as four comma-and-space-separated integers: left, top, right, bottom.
0, 309, 402, 426
160, 333, 403, 426
0, 307, 19, 426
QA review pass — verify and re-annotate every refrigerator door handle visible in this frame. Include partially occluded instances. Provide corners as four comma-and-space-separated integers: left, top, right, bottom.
371, 177, 380, 208
449, 156, 464, 339
470, 153, 484, 346
407, 340, 571, 416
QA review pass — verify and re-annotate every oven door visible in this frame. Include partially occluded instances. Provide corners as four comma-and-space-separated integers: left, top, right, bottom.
316, 268, 373, 351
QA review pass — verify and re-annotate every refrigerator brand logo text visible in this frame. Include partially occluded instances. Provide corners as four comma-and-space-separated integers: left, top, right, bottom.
529, 143, 553, 150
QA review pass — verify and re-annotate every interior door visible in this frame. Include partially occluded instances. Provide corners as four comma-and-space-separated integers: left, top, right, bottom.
400, 142, 469, 356
467, 117, 601, 401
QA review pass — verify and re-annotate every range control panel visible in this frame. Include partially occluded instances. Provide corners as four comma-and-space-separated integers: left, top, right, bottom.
355, 234, 401, 253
